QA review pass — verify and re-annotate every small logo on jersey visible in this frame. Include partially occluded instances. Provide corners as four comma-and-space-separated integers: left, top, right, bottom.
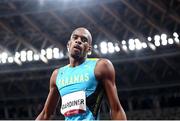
61, 72, 63, 75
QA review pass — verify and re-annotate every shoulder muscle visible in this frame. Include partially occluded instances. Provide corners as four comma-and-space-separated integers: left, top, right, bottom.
50, 69, 59, 89
95, 58, 115, 82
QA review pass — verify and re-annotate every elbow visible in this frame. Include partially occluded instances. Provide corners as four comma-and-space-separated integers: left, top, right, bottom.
111, 105, 127, 120
43, 110, 54, 120
42, 111, 51, 120
36, 110, 53, 120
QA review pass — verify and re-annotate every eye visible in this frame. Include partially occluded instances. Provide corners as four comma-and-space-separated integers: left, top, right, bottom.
81, 37, 88, 43
72, 35, 78, 40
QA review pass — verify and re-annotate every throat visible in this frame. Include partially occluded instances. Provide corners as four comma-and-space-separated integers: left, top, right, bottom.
69, 57, 86, 67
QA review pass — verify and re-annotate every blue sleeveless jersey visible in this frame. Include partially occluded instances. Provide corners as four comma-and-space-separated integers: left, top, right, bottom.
56, 58, 104, 120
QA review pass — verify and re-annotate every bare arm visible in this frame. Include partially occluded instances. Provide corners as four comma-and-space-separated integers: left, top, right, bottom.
36, 69, 60, 120
95, 59, 127, 120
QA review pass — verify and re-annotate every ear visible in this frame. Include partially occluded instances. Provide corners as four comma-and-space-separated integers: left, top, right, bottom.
67, 41, 70, 52
88, 45, 92, 52
87, 45, 92, 55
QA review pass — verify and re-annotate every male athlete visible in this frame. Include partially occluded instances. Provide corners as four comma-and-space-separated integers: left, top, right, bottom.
36, 27, 126, 120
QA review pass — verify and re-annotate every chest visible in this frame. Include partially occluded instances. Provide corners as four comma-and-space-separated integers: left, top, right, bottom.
56, 66, 98, 96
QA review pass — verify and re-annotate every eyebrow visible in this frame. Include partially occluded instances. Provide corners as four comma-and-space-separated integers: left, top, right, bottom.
72, 34, 88, 40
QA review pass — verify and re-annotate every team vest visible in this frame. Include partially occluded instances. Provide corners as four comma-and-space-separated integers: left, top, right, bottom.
56, 58, 104, 120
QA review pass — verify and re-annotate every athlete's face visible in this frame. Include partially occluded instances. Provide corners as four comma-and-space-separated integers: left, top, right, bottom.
67, 28, 92, 59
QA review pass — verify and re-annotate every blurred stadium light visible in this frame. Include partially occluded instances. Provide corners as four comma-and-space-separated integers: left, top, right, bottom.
0, 31, 179, 65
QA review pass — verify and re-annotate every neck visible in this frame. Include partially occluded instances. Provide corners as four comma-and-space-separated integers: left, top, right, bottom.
69, 56, 86, 67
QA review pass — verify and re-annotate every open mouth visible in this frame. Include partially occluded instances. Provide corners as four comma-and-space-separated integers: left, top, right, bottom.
73, 45, 81, 51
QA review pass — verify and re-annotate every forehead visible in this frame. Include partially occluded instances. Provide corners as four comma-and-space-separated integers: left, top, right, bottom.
71, 29, 90, 39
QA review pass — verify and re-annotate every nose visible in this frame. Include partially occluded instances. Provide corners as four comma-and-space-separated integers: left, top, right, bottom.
75, 37, 82, 45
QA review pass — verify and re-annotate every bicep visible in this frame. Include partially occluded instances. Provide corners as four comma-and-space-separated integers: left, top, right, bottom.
103, 77, 120, 111
96, 59, 120, 110
43, 86, 60, 115
43, 69, 60, 116
95, 59, 126, 120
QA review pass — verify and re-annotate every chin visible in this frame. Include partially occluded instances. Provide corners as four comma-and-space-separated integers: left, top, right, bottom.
71, 53, 81, 59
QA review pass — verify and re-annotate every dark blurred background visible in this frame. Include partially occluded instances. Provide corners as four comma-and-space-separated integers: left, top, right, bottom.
0, 0, 180, 120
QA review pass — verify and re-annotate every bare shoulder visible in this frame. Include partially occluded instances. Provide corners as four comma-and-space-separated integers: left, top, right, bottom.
50, 69, 59, 85
52, 69, 59, 76
95, 58, 115, 80
97, 58, 113, 67
96, 58, 114, 71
